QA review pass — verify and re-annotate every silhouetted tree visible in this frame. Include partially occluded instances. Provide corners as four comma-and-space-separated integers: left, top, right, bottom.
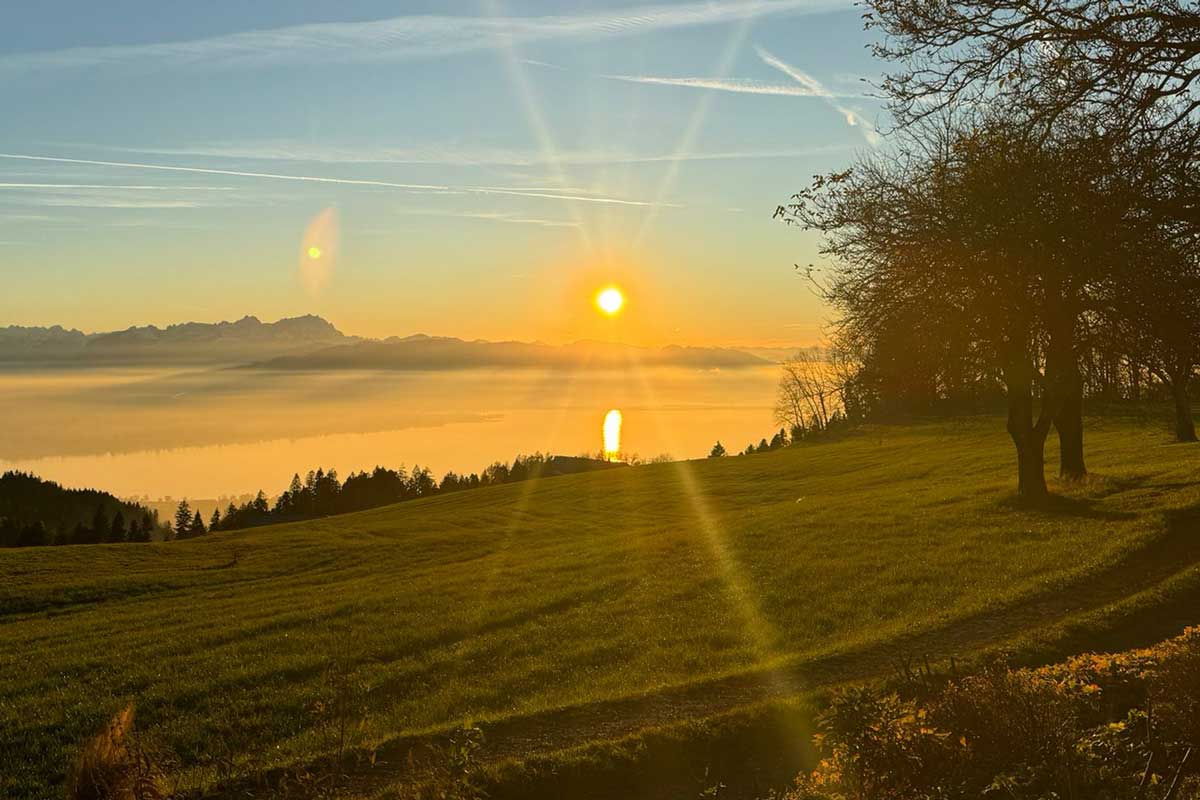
210, 508, 222, 532
17, 520, 48, 548
313, 468, 341, 514
190, 510, 206, 537
776, 350, 842, 433
408, 466, 436, 497
780, 116, 1147, 496
90, 505, 110, 544
709, 441, 727, 458
482, 461, 510, 486
867, 0, 1200, 141
109, 510, 126, 543
174, 500, 192, 539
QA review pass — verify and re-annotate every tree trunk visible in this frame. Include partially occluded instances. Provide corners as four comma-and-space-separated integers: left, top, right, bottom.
1006, 365, 1049, 500
1054, 377, 1087, 479
1171, 376, 1198, 443
1015, 432, 1048, 498
1046, 298, 1085, 479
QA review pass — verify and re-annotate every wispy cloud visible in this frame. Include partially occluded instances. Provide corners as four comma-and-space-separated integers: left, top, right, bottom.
520, 59, 565, 71
755, 45, 881, 146
395, 208, 578, 228
60, 141, 855, 167
0, 183, 235, 190
0, 153, 674, 207
26, 197, 206, 209
0, 0, 851, 76
0, 183, 243, 209
602, 74, 828, 97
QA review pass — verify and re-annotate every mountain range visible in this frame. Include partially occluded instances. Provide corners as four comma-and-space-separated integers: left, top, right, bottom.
0, 317, 772, 369
0, 315, 349, 364
252, 333, 769, 370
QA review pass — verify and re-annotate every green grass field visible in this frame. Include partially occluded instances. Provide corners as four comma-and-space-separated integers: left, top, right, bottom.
3, 412, 1199, 798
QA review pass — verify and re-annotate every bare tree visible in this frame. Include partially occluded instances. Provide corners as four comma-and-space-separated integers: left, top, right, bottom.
775, 349, 841, 434
867, 0, 1200, 141
1106, 238, 1200, 442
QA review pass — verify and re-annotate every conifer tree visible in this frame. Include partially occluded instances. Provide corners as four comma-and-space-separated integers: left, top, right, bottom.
109, 510, 126, 543
174, 500, 193, 539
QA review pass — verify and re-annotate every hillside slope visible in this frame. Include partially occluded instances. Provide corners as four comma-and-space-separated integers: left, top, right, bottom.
1, 414, 1199, 798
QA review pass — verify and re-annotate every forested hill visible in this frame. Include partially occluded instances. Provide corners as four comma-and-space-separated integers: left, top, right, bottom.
0, 472, 157, 546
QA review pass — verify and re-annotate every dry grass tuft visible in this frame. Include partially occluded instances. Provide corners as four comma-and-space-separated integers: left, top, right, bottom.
67, 704, 166, 800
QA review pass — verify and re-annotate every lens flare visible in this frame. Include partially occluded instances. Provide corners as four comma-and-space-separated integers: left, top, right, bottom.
596, 286, 624, 316
299, 208, 338, 297
602, 409, 623, 461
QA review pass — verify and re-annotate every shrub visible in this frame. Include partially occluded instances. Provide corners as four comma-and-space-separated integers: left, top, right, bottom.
778, 629, 1200, 800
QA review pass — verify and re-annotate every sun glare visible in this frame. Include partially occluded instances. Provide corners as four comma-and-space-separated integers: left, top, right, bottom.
602, 409, 623, 461
596, 286, 624, 316
299, 207, 338, 298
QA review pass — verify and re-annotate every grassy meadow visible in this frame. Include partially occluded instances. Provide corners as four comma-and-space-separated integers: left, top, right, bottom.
2, 412, 1200, 798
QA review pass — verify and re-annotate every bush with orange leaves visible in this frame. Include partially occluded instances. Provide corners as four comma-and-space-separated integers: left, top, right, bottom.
776, 629, 1200, 800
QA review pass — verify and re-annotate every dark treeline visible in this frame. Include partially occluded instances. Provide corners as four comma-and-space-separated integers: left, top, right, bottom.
182, 453, 623, 536
709, 415, 853, 460
0, 471, 162, 548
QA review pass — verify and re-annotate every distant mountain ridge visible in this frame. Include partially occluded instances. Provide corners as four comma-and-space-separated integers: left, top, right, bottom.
0, 316, 771, 369
0, 315, 350, 364
252, 334, 770, 370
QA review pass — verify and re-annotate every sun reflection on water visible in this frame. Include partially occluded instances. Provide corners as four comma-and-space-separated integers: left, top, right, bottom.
602, 409, 622, 461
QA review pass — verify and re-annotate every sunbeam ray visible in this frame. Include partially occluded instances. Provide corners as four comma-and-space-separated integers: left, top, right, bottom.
484, 0, 598, 254
633, 14, 756, 246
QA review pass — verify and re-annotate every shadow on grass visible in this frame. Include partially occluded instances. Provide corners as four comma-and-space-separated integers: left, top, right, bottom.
997, 491, 1136, 522
998, 466, 1200, 520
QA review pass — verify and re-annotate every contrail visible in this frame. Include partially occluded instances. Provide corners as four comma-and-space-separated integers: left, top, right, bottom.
604, 74, 829, 97
0, 153, 670, 207
0, 183, 235, 190
0, 0, 852, 75
756, 46, 881, 146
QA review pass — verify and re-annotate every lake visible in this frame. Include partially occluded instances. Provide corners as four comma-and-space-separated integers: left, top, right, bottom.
0, 366, 781, 499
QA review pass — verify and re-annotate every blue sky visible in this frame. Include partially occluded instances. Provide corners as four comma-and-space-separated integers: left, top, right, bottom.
1, 0, 884, 346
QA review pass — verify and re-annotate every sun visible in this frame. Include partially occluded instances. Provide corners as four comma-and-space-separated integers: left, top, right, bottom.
596, 286, 624, 316
307, 246, 322, 260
